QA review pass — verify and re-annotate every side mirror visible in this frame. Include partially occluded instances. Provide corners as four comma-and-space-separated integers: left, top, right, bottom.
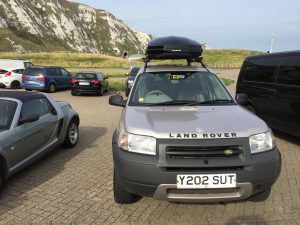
109, 95, 126, 107
20, 114, 39, 123
125, 73, 129, 76
104, 76, 109, 80
235, 93, 249, 106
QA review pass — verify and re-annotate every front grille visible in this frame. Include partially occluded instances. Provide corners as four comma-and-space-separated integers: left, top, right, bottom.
166, 146, 243, 159
167, 188, 239, 195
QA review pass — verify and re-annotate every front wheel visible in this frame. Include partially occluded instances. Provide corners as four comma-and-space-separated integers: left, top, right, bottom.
62, 119, 79, 148
114, 170, 140, 204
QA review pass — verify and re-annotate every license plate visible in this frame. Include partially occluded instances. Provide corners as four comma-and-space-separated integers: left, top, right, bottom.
79, 82, 90, 86
27, 81, 36, 84
177, 174, 236, 189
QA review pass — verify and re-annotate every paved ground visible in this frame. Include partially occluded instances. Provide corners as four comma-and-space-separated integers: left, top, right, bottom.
0, 71, 299, 224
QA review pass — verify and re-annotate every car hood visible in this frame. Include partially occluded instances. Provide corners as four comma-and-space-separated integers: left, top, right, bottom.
123, 105, 269, 139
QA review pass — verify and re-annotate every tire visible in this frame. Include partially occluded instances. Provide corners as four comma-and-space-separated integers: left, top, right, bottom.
25, 89, 32, 91
249, 188, 271, 202
0, 173, 2, 193
62, 119, 79, 148
114, 170, 140, 204
10, 81, 20, 89
71, 90, 77, 96
49, 83, 56, 93
98, 87, 103, 96
125, 88, 130, 97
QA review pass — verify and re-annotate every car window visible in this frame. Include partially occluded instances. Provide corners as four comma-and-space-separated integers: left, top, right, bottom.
277, 55, 300, 86
0, 69, 8, 74
98, 73, 103, 79
244, 57, 280, 83
12, 69, 24, 74
52, 68, 62, 76
23, 68, 44, 76
0, 99, 17, 130
21, 98, 50, 119
75, 73, 97, 80
61, 68, 70, 76
129, 71, 232, 105
24, 62, 33, 68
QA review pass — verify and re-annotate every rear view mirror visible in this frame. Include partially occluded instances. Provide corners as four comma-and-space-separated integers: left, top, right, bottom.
20, 114, 39, 123
235, 93, 249, 106
109, 95, 126, 107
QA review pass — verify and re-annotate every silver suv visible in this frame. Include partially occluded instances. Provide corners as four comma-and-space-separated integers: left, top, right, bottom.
109, 37, 281, 204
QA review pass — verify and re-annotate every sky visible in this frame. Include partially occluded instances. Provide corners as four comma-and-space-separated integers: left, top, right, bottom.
72, 0, 300, 52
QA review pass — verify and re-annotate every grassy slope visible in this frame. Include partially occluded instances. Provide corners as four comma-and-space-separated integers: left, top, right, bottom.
0, 50, 259, 89
0, 49, 261, 69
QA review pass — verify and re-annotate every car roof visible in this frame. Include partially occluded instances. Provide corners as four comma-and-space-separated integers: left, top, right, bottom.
245, 50, 300, 61
0, 91, 46, 103
25, 66, 61, 69
143, 65, 208, 73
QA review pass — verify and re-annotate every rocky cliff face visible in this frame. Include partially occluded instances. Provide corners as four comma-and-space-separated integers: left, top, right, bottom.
0, 0, 152, 54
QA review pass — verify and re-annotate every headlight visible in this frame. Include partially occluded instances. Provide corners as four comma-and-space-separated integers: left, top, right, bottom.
249, 131, 275, 154
127, 80, 134, 84
118, 132, 156, 155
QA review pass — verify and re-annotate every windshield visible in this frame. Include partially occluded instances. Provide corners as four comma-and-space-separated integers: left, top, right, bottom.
128, 71, 233, 106
0, 99, 17, 130
75, 73, 97, 80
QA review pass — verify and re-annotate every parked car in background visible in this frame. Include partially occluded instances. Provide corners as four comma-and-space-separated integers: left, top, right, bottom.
22, 66, 72, 93
0, 91, 80, 192
71, 71, 109, 96
236, 50, 300, 137
125, 67, 140, 96
0, 59, 33, 89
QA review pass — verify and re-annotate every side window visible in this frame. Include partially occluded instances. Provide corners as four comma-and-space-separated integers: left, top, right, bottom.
24, 62, 33, 68
12, 69, 24, 74
21, 98, 50, 119
46, 68, 53, 76
277, 55, 300, 86
61, 69, 69, 76
244, 58, 279, 83
0, 69, 8, 74
53, 68, 62, 76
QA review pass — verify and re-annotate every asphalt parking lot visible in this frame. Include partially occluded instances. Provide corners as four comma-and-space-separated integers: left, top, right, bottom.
0, 71, 299, 224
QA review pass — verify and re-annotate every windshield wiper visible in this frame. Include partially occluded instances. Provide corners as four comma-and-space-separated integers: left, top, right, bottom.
186, 99, 234, 106
142, 100, 197, 106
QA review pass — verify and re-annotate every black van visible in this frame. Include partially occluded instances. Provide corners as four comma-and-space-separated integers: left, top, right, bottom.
236, 50, 300, 137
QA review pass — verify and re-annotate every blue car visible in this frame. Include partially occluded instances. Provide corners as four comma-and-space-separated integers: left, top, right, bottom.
22, 66, 72, 93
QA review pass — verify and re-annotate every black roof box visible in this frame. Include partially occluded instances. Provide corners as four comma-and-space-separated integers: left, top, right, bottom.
146, 36, 203, 60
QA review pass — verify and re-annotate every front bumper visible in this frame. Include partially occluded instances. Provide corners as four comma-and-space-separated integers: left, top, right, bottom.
113, 137, 281, 202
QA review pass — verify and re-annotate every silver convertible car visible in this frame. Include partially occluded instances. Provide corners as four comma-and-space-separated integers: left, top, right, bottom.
0, 91, 79, 191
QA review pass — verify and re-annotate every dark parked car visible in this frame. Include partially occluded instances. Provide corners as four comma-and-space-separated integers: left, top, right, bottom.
22, 66, 72, 93
0, 91, 79, 192
125, 67, 140, 96
71, 72, 109, 96
236, 50, 300, 137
